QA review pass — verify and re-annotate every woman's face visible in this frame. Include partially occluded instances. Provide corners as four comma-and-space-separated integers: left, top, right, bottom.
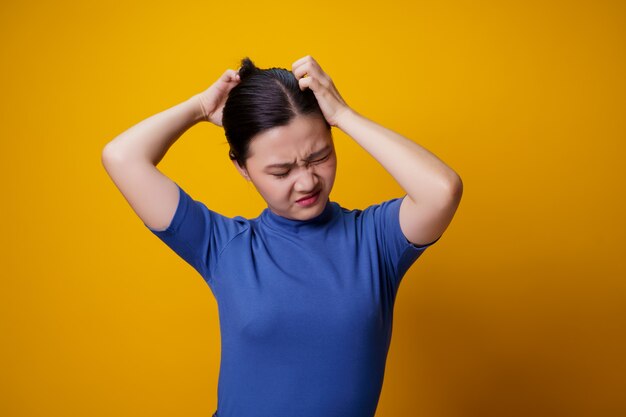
233, 115, 337, 221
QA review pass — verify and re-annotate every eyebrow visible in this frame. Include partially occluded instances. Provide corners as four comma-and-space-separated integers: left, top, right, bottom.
264, 145, 332, 170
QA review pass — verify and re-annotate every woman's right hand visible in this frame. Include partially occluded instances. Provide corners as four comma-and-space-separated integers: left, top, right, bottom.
193, 68, 241, 126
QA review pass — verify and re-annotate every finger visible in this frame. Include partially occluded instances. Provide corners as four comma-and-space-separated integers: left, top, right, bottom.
295, 66, 330, 91
295, 61, 328, 84
292, 55, 312, 69
294, 54, 320, 68
291, 61, 305, 79
222, 69, 239, 82
292, 56, 321, 77
298, 76, 313, 91
293, 63, 317, 81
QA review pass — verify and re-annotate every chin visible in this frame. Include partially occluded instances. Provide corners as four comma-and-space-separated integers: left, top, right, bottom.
302, 195, 327, 216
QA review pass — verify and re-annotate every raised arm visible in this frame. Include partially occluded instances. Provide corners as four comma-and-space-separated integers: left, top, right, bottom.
291, 55, 462, 247
101, 69, 241, 231
333, 110, 462, 246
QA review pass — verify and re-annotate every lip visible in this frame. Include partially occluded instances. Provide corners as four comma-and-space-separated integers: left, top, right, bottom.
296, 190, 321, 204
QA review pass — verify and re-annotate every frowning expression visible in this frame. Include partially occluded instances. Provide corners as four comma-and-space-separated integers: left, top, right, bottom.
232, 115, 337, 221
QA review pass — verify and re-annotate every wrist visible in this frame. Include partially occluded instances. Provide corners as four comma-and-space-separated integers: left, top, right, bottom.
189, 94, 209, 123
335, 107, 359, 131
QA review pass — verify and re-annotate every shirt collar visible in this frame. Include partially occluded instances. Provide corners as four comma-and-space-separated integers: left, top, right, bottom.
260, 198, 336, 234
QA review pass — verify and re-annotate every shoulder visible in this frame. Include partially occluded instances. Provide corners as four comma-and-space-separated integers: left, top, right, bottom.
336, 197, 402, 219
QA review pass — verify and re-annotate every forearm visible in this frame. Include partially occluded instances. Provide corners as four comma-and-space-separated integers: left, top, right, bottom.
336, 109, 461, 205
103, 95, 205, 166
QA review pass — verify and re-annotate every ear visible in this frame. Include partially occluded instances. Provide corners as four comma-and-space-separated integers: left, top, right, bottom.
231, 159, 251, 181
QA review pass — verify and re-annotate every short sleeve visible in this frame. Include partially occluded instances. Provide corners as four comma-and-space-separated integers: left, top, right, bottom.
144, 183, 249, 283
363, 195, 440, 288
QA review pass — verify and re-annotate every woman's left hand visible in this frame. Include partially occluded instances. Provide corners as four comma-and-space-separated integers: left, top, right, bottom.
292, 55, 352, 127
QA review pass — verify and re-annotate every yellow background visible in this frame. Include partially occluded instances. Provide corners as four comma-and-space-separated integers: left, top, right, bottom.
2, 0, 625, 416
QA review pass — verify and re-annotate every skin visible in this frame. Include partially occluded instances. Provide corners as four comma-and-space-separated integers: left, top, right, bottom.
290, 56, 463, 246
214, 55, 461, 245
102, 55, 461, 244
232, 115, 337, 221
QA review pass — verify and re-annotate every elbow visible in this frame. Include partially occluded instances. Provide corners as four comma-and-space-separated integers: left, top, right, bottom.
451, 174, 464, 204
441, 172, 463, 207
101, 144, 119, 168
101, 143, 130, 171
450, 172, 463, 194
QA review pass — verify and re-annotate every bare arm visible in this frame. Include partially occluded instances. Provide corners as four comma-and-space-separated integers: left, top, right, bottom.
336, 109, 463, 246
291, 56, 462, 247
101, 69, 241, 231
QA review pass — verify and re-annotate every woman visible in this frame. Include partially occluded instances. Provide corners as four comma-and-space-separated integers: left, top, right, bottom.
102, 55, 462, 417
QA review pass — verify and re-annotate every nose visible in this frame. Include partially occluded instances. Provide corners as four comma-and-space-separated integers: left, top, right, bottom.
293, 165, 319, 194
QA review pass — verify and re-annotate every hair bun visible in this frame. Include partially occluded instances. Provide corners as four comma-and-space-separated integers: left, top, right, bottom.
238, 57, 259, 81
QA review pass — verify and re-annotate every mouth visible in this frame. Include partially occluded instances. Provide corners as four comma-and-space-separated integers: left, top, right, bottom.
296, 189, 322, 206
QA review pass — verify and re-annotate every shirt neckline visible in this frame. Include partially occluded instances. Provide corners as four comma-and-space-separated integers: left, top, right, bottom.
260, 198, 336, 234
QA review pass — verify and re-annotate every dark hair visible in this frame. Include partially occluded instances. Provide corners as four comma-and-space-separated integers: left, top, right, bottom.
222, 57, 331, 169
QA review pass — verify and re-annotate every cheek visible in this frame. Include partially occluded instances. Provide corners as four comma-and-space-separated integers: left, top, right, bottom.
253, 178, 274, 198
262, 178, 292, 199
322, 160, 337, 177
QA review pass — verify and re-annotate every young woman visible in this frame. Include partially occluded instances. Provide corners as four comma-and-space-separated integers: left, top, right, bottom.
102, 55, 463, 417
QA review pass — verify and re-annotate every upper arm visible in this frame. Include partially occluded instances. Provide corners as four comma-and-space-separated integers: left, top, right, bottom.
359, 197, 439, 290
101, 147, 178, 231
398, 179, 463, 247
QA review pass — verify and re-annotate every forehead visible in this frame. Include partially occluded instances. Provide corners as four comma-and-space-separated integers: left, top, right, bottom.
247, 116, 332, 162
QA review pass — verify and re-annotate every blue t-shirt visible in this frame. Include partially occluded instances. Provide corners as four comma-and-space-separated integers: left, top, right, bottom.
146, 183, 439, 417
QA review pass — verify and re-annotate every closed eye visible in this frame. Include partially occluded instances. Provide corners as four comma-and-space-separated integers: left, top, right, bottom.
271, 153, 332, 179
272, 172, 290, 178
305, 153, 331, 168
